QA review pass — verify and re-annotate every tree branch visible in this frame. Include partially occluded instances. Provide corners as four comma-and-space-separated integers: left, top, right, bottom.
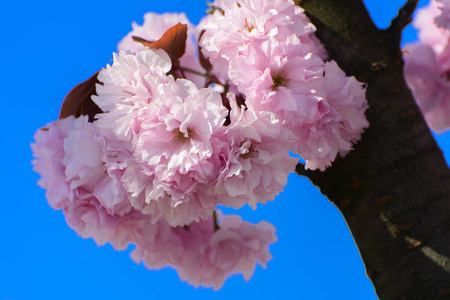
300, 0, 382, 81
386, 0, 420, 45
297, 0, 450, 298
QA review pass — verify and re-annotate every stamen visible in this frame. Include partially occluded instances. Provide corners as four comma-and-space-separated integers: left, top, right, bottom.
239, 142, 258, 159
272, 70, 288, 90
174, 128, 193, 142
244, 18, 255, 32
123, 90, 136, 96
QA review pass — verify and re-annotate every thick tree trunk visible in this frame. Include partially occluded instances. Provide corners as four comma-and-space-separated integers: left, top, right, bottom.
296, 0, 450, 299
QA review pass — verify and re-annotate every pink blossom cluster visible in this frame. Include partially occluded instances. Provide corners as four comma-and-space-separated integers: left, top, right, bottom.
199, 0, 368, 170
32, 115, 277, 289
32, 0, 368, 289
131, 213, 276, 289
404, 0, 450, 132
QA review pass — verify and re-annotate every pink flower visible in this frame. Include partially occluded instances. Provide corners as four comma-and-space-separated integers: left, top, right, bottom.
93, 49, 172, 142
198, 0, 325, 80
32, 118, 74, 210
130, 216, 214, 272
414, 0, 450, 53
63, 117, 132, 216
31, 4, 371, 289
33, 116, 278, 288
437, 0, 450, 30
32, 116, 137, 249
404, 44, 450, 132
404, 0, 450, 132
229, 35, 324, 120
64, 192, 127, 249
294, 61, 369, 170
131, 212, 277, 290
228, 34, 368, 170
214, 94, 298, 209
94, 50, 229, 226
177, 214, 277, 290
131, 79, 228, 225
121, 158, 218, 227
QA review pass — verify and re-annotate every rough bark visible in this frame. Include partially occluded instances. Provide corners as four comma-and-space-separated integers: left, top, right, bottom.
296, 0, 450, 299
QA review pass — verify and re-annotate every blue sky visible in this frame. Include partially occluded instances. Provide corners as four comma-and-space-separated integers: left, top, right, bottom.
0, 0, 447, 299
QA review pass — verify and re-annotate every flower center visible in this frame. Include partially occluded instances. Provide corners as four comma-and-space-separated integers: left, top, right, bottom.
239, 142, 258, 159
271, 71, 288, 90
174, 128, 193, 142
244, 18, 255, 33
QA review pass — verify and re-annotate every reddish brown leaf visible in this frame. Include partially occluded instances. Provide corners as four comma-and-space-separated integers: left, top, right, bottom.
59, 71, 102, 122
198, 30, 212, 72
132, 23, 188, 64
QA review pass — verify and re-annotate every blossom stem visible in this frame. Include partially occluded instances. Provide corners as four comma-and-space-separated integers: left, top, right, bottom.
179, 67, 209, 77
213, 210, 220, 231
176, 61, 187, 78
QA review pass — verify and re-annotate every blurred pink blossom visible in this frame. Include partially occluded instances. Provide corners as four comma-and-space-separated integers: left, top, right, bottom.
132, 213, 277, 290
404, 0, 450, 132
437, 0, 450, 30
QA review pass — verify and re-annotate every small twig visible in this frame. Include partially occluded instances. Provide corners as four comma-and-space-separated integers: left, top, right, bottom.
213, 210, 220, 232
179, 67, 208, 77
386, 0, 419, 41
295, 162, 308, 176
174, 61, 187, 79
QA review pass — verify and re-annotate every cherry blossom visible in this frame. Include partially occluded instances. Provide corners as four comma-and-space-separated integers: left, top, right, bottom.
198, 0, 325, 79
414, 0, 450, 53
32, 0, 370, 289
437, 0, 450, 30
32, 118, 74, 210
32, 116, 276, 279
214, 94, 298, 208
131, 213, 277, 290
93, 49, 229, 226
118, 12, 205, 86
32, 116, 135, 249
295, 61, 369, 170
404, 0, 450, 132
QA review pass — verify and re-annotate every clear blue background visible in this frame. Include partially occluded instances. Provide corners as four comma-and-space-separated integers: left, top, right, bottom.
1, 0, 448, 299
